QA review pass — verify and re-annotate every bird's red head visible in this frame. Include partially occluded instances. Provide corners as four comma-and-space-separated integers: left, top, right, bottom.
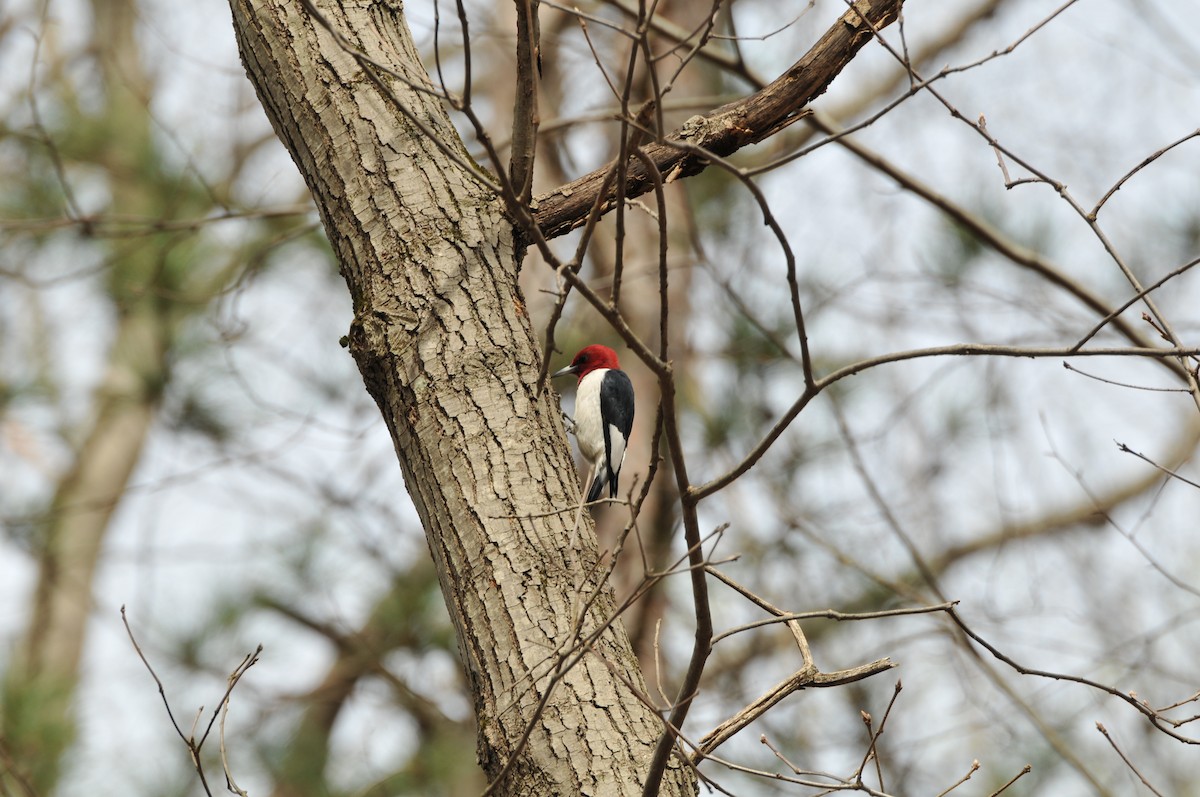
555, 344, 620, 382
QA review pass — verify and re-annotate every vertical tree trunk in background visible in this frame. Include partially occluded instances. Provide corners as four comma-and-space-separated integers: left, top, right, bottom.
1, 2, 172, 792
267, 573, 483, 797
228, 2, 694, 793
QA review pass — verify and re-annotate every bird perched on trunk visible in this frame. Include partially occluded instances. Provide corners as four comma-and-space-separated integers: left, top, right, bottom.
552, 344, 635, 503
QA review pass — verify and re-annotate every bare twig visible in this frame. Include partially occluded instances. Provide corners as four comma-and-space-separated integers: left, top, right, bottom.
978, 114, 1012, 184
754, 733, 901, 794
1062, 362, 1192, 393
934, 759, 980, 796
120, 607, 190, 748
844, 7, 1200, 411
1090, 128, 1200, 219
856, 681, 903, 791
947, 606, 1200, 744
1117, 441, 1200, 492
989, 765, 1034, 796
121, 607, 262, 797
808, 112, 1181, 381
694, 343, 1199, 503
711, 601, 958, 644
1097, 723, 1166, 797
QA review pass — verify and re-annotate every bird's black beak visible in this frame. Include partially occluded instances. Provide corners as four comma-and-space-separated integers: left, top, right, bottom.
551, 364, 577, 379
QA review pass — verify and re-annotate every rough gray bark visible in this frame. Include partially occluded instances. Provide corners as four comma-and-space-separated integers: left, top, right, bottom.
227, 1, 694, 793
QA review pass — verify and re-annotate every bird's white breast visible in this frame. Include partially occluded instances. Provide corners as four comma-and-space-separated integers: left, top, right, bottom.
574, 368, 608, 464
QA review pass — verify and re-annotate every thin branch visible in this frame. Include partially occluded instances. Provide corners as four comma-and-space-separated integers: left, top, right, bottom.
947, 606, 1200, 744
986, 765, 1033, 797
1117, 441, 1200, 492
807, 112, 1181, 379
934, 759, 980, 797
978, 114, 1012, 184
219, 682, 252, 797
1096, 723, 1166, 797
754, 734, 900, 795
856, 681, 903, 792
1071, 255, 1200, 350
947, 0, 1079, 77
121, 607, 262, 797
693, 343, 1200, 502
845, 11, 1200, 410
640, 433, 713, 795
665, 137, 816, 386
710, 601, 957, 644
1062, 362, 1193, 393
120, 606, 190, 748
1090, 128, 1200, 219
1039, 431, 1200, 600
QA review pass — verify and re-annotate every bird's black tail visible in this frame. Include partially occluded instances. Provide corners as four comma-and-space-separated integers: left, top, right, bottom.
586, 472, 605, 503
586, 465, 622, 503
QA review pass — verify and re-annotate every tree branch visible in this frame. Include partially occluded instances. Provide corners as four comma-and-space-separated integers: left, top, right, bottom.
509, 0, 540, 203
530, 0, 906, 240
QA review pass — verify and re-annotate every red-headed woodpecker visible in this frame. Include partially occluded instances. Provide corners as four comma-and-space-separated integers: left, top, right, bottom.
552, 344, 635, 503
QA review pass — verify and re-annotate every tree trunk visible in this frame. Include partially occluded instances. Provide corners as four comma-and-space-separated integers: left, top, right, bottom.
228, 2, 694, 793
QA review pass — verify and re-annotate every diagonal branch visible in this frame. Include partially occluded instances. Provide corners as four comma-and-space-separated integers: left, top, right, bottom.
530, 0, 906, 240
693, 658, 895, 762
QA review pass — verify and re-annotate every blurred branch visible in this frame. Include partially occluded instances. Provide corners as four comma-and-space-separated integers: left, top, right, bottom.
848, 16, 1200, 411
1046, 435, 1200, 600
811, 419, 1200, 621
948, 606, 1200, 745
695, 345, 1199, 503
808, 112, 1181, 377
834, 402, 945, 599
260, 573, 471, 797
0, 737, 39, 797
0, 206, 312, 237
25, 22, 81, 220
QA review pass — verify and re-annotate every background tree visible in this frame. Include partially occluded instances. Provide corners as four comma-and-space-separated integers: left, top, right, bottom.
2, 0, 1199, 795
